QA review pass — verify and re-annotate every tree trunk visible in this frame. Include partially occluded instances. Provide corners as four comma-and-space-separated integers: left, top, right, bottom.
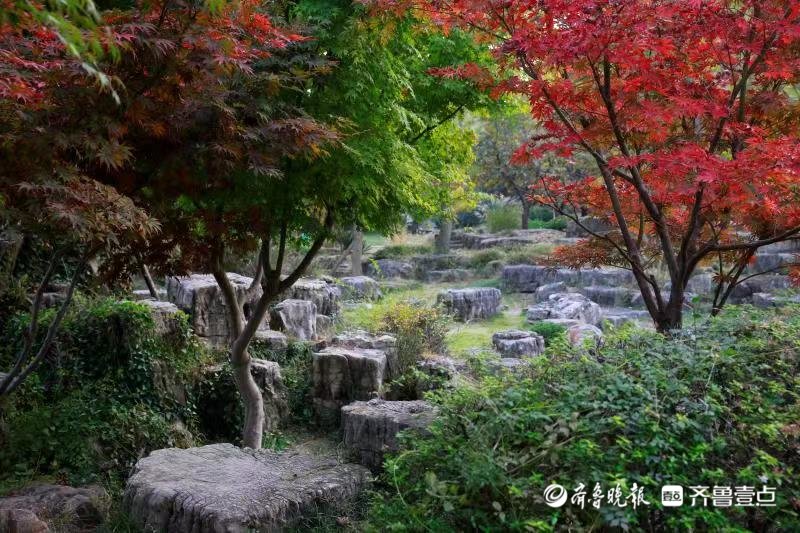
436, 220, 452, 254
351, 228, 363, 275
141, 264, 159, 300
521, 201, 530, 230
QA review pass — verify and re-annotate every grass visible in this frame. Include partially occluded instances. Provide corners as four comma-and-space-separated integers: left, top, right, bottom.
445, 311, 527, 356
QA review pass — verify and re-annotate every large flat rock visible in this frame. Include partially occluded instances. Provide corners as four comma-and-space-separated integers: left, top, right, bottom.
123, 443, 371, 533
0, 484, 108, 532
342, 399, 437, 472
437, 287, 502, 321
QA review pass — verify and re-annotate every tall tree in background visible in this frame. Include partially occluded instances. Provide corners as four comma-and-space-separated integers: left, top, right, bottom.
386, 0, 800, 331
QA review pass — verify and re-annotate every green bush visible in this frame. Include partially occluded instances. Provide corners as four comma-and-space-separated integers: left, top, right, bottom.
528, 320, 567, 344
468, 249, 504, 270
529, 216, 568, 230
374, 244, 433, 260
366, 307, 800, 531
504, 243, 553, 265
0, 298, 208, 486
529, 205, 556, 222
486, 203, 522, 233
381, 301, 448, 374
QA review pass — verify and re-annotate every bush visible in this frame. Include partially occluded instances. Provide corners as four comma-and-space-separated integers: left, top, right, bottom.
467, 249, 504, 270
529, 216, 568, 230
529, 205, 556, 222
528, 320, 567, 344
486, 202, 522, 233
380, 301, 448, 374
504, 243, 553, 265
374, 244, 433, 260
0, 298, 208, 486
366, 307, 800, 531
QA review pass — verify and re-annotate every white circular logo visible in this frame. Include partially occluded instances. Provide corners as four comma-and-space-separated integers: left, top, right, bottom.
543, 484, 568, 508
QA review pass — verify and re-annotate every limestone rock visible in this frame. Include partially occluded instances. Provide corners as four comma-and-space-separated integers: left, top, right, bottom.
138, 299, 183, 337
270, 299, 317, 341
341, 399, 437, 471
250, 359, 290, 430
567, 324, 604, 348
167, 273, 262, 346
491, 330, 545, 358
315, 314, 334, 340
601, 308, 652, 328
437, 287, 502, 321
535, 282, 566, 302
123, 444, 371, 532
580, 286, 635, 307
289, 278, 341, 316
502, 265, 635, 293
753, 292, 800, 308
364, 259, 413, 280
0, 484, 107, 532
338, 276, 382, 301
527, 293, 602, 326
331, 331, 398, 379
312, 347, 387, 426
253, 330, 289, 353
132, 288, 167, 301
425, 269, 470, 283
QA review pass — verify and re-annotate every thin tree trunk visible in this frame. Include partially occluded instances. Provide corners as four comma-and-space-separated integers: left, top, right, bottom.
521, 201, 530, 230
351, 228, 363, 275
436, 220, 452, 254
141, 264, 159, 299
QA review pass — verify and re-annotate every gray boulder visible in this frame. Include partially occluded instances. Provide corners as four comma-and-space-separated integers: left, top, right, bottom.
502, 265, 635, 293
332, 331, 399, 379
581, 286, 635, 307
138, 299, 183, 337
123, 444, 370, 532
253, 330, 289, 353
132, 288, 167, 300
567, 323, 604, 348
289, 278, 341, 316
425, 269, 470, 283
491, 330, 545, 358
316, 314, 334, 340
270, 299, 317, 341
535, 282, 566, 302
0, 484, 108, 532
437, 287, 502, 321
602, 308, 652, 328
364, 259, 413, 280
167, 273, 262, 347
527, 293, 601, 326
338, 276, 382, 301
753, 292, 800, 308
342, 399, 437, 472
312, 347, 387, 426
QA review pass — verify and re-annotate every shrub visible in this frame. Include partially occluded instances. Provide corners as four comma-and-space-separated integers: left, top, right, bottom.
528, 320, 567, 344
374, 244, 433, 260
380, 301, 448, 373
529, 216, 568, 230
0, 298, 208, 486
468, 249, 504, 270
529, 205, 556, 222
486, 202, 521, 233
504, 243, 553, 265
366, 307, 800, 531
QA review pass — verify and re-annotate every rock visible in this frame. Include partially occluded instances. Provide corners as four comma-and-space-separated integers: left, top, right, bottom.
0, 509, 49, 533
541, 318, 582, 329
332, 331, 399, 379
491, 330, 545, 358
0, 484, 107, 532
123, 444, 371, 532
364, 259, 414, 280
527, 293, 602, 326
565, 216, 613, 238
502, 265, 635, 293
341, 399, 437, 471
601, 308, 652, 328
752, 292, 800, 308
567, 324, 604, 348
316, 314, 334, 340
270, 299, 317, 341
312, 347, 388, 426
455, 229, 563, 250
289, 278, 341, 316
167, 273, 262, 346
488, 357, 529, 374
425, 269, 470, 283
251, 359, 290, 430
535, 282, 566, 302
749, 252, 797, 273
411, 254, 460, 278
132, 288, 167, 301
338, 276, 382, 301
253, 330, 289, 353
416, 355, 466, 381
138, 299, 183, 336
437, 288, 502, 321
580, 286, 635, 307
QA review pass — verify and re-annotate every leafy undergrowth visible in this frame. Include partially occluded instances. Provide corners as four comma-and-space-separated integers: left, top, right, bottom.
365, 305, 800, 532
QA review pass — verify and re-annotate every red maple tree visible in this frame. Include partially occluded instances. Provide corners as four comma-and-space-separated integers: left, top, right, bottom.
387, 0, 800, 330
